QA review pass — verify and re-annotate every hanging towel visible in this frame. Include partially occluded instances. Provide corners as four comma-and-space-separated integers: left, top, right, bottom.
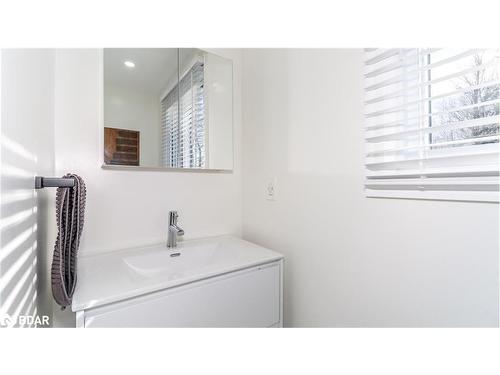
51, 173, 86, 309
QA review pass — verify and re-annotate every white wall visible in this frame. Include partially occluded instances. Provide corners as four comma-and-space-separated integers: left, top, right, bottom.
104, 83, 161, 166
52, 49, 243, 326
1, 49, 55, 326
241, 49, 499, 327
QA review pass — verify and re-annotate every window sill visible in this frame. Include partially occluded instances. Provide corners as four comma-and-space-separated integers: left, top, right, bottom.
365, 189, 499, 203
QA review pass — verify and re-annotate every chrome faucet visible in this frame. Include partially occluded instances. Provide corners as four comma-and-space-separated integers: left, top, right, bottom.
167, 211, 184, 248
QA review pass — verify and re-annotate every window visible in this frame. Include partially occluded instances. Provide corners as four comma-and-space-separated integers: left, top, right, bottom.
364, 49, 500, 202
161, 61, 205, 168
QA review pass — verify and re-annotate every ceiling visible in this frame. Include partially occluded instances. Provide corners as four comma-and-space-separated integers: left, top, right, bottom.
104, 48, 178, 95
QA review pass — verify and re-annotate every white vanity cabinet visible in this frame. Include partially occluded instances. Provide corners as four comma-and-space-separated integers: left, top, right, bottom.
72, 236, 284, 327
75, 260, 283, 328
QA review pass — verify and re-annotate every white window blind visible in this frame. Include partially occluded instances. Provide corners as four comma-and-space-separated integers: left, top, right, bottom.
161, 61, 205, 168
161, 82, 179, 167
364, 48, 500, 202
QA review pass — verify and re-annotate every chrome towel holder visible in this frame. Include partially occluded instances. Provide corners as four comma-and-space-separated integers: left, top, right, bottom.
35, 176, 75, 189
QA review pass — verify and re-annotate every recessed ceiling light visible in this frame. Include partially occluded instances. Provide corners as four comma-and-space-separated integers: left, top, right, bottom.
124, 60, 135, 68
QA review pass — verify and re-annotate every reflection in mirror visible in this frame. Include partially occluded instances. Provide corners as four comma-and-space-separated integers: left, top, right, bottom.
103, 48, 233, 170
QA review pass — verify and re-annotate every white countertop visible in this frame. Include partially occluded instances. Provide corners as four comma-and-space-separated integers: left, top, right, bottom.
72, 235, 283, 311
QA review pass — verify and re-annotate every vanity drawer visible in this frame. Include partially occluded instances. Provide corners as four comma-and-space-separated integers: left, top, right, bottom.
82, 261, 281, 327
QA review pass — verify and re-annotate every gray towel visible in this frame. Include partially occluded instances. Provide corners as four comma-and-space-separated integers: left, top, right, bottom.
51, 174, 86, 309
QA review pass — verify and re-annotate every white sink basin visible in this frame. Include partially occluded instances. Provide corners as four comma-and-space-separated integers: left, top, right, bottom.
122, 242, 224, 278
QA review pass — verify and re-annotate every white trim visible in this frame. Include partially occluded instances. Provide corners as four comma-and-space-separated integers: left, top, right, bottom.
98, 48, 105, 168
365, 189, 500, 202
101, 164, 232, 173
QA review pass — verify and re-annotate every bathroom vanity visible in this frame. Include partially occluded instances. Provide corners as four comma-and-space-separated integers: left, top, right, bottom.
72, 236, 283, 327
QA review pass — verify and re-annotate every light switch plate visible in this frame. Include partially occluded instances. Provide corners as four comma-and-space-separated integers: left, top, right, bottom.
266, 177, 277, 201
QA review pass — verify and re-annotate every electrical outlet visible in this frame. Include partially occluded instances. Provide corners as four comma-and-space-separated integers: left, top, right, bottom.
266, 177, 277, 201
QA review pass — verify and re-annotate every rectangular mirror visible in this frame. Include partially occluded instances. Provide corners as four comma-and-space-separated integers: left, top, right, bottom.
103, 48, 233, 170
